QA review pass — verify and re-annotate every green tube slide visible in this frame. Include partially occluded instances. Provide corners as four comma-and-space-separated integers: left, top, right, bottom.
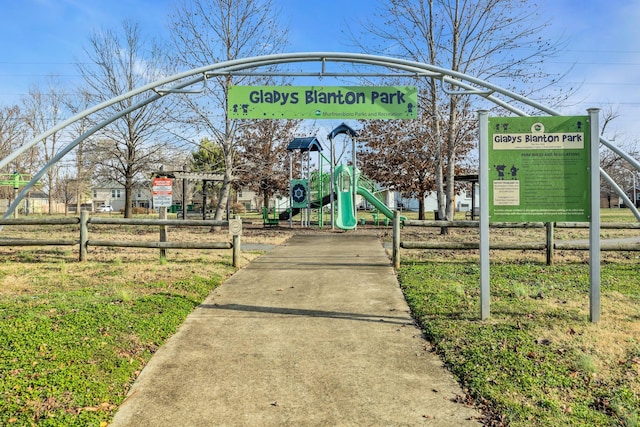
336, 191, 357, 229
333, 164, 405, 229
334, 164, 357, 230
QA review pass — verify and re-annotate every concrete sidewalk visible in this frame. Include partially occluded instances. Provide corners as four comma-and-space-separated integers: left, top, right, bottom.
109, 234, 482, 426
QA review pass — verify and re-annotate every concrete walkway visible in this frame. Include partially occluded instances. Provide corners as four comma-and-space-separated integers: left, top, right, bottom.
109, 234, 482, 426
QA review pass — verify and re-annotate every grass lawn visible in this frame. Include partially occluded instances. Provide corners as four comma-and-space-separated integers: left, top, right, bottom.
0, 255, 235, 426
399, 259, 639, 426
0, 209, 638, 425
397, 208, 640, 426
0, 220, 286, 426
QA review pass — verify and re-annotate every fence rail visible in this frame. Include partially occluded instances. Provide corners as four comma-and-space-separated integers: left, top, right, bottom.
393, 216, 640, 267
0, 211, 241, 266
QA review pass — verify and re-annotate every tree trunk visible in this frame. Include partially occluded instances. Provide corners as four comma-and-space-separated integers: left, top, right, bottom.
214, 148, 234, 222
427, 0, 446, 227
124, 176, 133, 218
441, 105, 457, 235
48, 175, 55, 214
446, 99, 458, 222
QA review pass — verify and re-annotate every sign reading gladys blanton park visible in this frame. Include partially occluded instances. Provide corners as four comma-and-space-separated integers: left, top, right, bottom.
488, 115, 591, 222
228, 86, 417, 119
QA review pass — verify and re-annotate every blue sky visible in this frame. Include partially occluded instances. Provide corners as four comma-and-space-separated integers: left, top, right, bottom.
1, 0, 639, 147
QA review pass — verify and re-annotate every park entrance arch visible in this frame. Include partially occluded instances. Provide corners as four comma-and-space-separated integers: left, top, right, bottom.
1, 52, 638, 220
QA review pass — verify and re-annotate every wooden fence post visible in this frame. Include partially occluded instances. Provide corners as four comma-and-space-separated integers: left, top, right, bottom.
159, 207, 167, 262
393, 210, 400, 269
232, 234, 240, 267
79, 210, 88, 261
230, 216, 242, 268
546, 222, 554, 265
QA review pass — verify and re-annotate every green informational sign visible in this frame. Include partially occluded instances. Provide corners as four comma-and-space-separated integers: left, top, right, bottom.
228, 86, 417, 119
488, 115, 591, 222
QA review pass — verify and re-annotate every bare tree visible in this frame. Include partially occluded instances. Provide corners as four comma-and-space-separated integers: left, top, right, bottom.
351, 0, 567, 222
57, 171, 77, 215
358, 116, 439, 219
168, 0, 289, 223
64, 89, 96, 214
0, 105, 33, 201
358, 106, 474, 219
22, 78, 69, 214
0, 105, 28, 169
598, 107, 639, 207
77, 20, 176, 217
236, 119, 299, 208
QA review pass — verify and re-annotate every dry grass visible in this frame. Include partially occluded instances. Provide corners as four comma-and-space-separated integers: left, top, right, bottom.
0, 220, 294, 298
535, 292, 640, 390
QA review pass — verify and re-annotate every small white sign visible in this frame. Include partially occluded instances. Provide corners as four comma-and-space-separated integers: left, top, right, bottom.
153, 195, 172, 207
228, 218, 242, 236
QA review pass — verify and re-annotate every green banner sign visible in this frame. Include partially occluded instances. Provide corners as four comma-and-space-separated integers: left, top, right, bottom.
488, 115, 591, 222
228, 86, 417, 119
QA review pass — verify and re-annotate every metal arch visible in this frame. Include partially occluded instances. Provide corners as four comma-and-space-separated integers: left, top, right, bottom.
2, 51, 639, 220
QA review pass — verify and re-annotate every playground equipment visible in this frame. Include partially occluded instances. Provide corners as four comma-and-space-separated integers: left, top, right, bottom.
286, 137, 323, 227
0, 172, 31, 190
334, 164, 357, 230
328, 123, 403, 230
285, 125, 400, 230
283, 155, 400, 230
335, 165, 404, 229
357, 186, 395, 222
262, 206, 279, 227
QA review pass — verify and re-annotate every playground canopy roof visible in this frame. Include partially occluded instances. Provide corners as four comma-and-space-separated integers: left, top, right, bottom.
327, 123, 358, 140
287, 137, 323, 152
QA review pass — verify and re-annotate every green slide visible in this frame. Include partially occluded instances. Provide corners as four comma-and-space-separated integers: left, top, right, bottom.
336, 191, 358, 229
335, 164, 358, 230
357, 186, 406, 221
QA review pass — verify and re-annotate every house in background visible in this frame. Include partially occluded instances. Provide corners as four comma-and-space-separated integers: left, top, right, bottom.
132, 182, 152, 210
235, 188, 260, 211
622, 185, 640, 208
0, 190, 59, 214
91, 181, 152, 212
394, 189, 474, 218
92, 181, 124, 212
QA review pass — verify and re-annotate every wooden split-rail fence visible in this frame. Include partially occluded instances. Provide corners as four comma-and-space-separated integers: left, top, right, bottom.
0, 211, 241, 267
391, 216, 640, 268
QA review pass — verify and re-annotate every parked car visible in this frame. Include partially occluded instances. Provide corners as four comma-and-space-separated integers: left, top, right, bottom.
97, 204, 113, 213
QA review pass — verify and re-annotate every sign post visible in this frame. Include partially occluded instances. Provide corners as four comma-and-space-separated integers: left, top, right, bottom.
588, 109, 601, 322
479, 111, 490, 320
480, 112, 600, 322
153, 178, 172, 261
